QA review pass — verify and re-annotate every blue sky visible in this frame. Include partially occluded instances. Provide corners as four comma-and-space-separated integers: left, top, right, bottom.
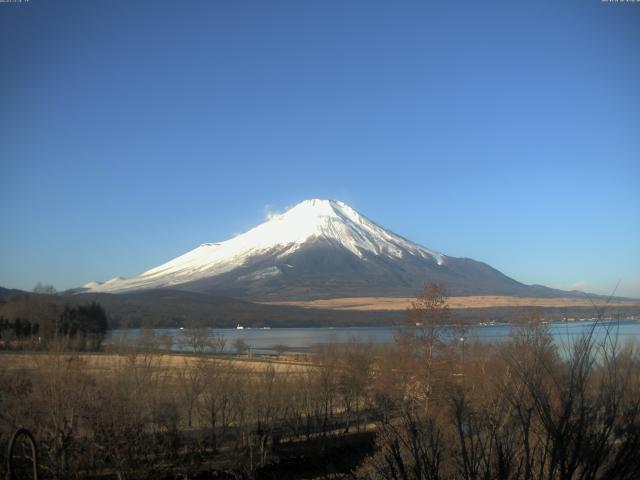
1, 0, 639, 297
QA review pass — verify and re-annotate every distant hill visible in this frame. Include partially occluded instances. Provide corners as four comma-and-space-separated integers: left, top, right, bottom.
0, 286, 27, 303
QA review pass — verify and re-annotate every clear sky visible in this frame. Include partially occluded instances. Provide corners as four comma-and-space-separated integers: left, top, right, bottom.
1, 0, 639, 297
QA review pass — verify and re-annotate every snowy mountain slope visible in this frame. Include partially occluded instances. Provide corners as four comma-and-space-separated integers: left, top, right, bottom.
83, 199, 565, 299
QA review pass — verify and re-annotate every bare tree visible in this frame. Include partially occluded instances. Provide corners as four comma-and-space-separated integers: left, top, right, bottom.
179, 326, 215, 353
233, 338, 250, 355
32, 283, 57, 295
273, 344, 288, 356
176, 358, 206, 428
198, 360, 238, 452
338, 339, 374, 433
399, 283, 452, 414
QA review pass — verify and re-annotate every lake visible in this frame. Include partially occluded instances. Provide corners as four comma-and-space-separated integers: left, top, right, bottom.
106, 318, 640, 355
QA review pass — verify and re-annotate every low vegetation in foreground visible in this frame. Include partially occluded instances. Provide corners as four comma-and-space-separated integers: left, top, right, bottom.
0, 286, 639, 479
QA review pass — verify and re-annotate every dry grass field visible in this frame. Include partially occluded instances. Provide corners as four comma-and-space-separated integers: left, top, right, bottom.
261, 295, 640, 311
0, 351, 314, 375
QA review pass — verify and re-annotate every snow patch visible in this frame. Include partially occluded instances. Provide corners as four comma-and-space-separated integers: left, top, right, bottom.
236, 266, 281, 282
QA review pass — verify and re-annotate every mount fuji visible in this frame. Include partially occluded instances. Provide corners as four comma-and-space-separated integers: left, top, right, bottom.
83, 199, 565, 300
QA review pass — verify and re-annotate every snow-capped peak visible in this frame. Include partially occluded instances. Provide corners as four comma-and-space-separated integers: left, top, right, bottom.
85, 199, 444, 293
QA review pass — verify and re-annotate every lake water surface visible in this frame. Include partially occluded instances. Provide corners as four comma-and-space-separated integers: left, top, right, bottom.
106, 318, 640, 355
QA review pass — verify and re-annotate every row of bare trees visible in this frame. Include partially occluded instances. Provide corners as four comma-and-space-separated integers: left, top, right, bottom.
0, 337, 381, 478
4, 328, 636, 479
359, 285, 640, 480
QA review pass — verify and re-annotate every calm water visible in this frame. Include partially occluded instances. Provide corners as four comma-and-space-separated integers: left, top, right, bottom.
106, 318, 640, 355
